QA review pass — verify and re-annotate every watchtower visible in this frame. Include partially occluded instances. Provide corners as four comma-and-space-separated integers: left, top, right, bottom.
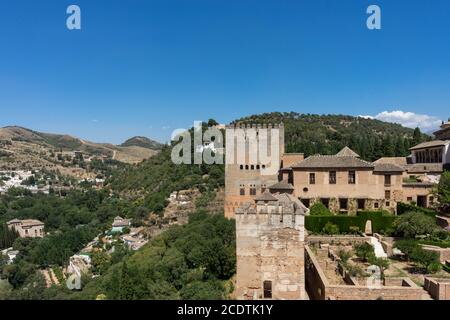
224, 123, 285, 218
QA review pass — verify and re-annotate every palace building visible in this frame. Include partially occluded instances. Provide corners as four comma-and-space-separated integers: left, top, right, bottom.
225, 120, 449, 218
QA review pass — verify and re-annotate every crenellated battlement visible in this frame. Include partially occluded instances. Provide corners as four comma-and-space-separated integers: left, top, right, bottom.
225, 123, 284, 129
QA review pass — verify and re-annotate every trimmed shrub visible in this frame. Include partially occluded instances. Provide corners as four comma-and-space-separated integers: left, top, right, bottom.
305, 215, 396, 234
322, 222, 339, 235
357, 210, 391, 218
310, 202, 332, 216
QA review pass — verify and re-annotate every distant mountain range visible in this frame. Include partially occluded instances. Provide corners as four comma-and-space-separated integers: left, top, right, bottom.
120, 136, 164, 150
0, 126, 163, 177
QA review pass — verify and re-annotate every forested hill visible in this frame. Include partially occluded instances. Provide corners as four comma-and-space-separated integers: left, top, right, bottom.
107, 113, 430, 208
107, 127, 225, 214
234, 112, 430, 161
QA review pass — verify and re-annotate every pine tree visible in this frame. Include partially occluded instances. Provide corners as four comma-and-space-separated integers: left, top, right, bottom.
118, 261, 135, 300
412, 127, 422, 146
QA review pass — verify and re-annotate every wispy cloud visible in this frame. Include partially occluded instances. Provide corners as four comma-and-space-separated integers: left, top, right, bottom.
91, 119, 99, 123
359, 110, 442, 131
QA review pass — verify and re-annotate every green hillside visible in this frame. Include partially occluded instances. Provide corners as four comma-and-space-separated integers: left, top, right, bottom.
234, 112, 430, 161
108, 113, 429, 206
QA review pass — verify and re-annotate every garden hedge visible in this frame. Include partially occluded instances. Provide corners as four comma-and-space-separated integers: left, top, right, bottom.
305, 212, 396, 234
397, 202, 437, 218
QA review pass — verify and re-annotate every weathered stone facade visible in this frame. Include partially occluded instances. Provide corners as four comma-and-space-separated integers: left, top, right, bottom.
235, 193, 308, 300
224, 123, 284, 218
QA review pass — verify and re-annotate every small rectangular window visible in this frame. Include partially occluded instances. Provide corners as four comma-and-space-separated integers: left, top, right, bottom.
357, 199, 365, 210
240, 188, 245, 196
329, 171, 336, 184
348, 171, 356, 184
263, 281, 272, 299
321, 198, 330, 209
384, 175, 391, 186
250, 187, 256, 196
339, 198, 348, 210
309, 173, 316, 184
385, 190, 391, 200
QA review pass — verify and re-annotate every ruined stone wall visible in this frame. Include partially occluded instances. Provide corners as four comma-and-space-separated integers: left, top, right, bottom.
424, 278, 450, 300
235, 212, 306, 300
305, 246, 427, 300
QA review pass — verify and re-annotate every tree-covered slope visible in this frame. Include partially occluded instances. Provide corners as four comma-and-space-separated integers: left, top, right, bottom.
234, 112, 430, 161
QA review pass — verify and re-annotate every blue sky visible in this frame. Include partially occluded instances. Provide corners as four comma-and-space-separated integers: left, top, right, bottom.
0, 0, 449, 143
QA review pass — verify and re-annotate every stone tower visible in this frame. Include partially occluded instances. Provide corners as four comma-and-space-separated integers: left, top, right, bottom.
224, 123, 285, 218
434, 118, 450, 140
234, 192, 308, 300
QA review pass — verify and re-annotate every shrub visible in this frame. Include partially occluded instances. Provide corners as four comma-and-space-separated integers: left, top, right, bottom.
368, 256, 390, 278
305, 215, 396, 235
310, 202, 332, 216
337, 249, 352, 263
349, 226, 360, 234
394, 239, 420, 259
354, 243, 375, 262
410, 248, 440, 273
418, 239, 450, 248
322, 222, 339, 235
346, 264, 367, 278
437, 171, 450, 204
427, 262, 442, 274
395, 240, 441, 273
394, 212, 437, 238
397, 202, 437, 217
431, 229, 450, 241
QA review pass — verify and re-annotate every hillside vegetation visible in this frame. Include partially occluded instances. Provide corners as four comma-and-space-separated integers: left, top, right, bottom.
67, 211, 236, 300
108, 113, 428, 208
0, 126, 161, 177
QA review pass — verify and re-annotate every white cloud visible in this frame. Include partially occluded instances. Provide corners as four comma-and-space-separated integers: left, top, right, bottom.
91, 119, 99, 123
359, 110, 442, 131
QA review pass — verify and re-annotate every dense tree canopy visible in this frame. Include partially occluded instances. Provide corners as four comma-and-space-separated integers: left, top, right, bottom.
234, 112, 429, 160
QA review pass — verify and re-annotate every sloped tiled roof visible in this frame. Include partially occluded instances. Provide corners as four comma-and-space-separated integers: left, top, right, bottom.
291, 155, 374, 169
335, 146, 360, 157
268, 180, 294, 190
373, 163, 405, 173
409, 140, 449, 150
255, 190, 278, 202
373, 157, 407, 166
